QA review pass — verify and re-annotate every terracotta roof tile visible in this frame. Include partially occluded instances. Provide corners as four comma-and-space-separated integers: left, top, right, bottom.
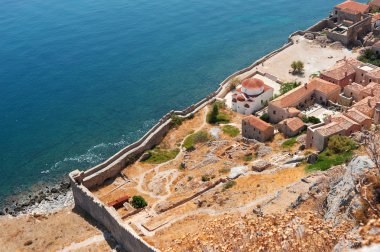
243, 115, 273, 132
335, 1, 369, 14
321, 60, 356, 80
280, 117, 305, 132
271, 78, 339, 108
345, 108, 371, 123
331, 114, 359, 131
316, 122, 344, 137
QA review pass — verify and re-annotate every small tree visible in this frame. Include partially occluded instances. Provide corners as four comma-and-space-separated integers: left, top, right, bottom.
291, 60, 304, 74
131, 195, 148, 209
207, 103, 219, 124
327, 135, 357, 154
229, 77, 240, 91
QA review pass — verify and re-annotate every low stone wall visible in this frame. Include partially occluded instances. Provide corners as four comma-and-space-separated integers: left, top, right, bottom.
69, 171, 158, 252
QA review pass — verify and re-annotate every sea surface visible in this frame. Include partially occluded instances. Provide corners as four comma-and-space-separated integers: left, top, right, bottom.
0, 0, 351, 204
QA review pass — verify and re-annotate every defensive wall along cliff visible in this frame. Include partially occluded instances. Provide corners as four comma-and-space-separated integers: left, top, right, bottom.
69, 21, 327, 252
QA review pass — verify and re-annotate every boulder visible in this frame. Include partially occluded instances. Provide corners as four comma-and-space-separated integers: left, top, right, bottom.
252, 160, 272, 172
299, 144, 306, 151
139, 152, 151, 162
307, 153, 319, 164
329, 41, 344, 50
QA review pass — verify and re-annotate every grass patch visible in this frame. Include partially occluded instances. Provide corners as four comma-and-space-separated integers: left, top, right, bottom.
302, 116, 321, 124
222, 181, 236, 191
281, 137, 297, 148
306, 150, 353, 172
243, 154, 253, 162
182, 130, 209, 151
143, 148, 179, 164
222, 125, 240, 137
306, 135, 357, 172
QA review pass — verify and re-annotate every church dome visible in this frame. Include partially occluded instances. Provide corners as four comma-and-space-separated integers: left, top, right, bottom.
242, 78, 264, 89
240, 78, 265, 96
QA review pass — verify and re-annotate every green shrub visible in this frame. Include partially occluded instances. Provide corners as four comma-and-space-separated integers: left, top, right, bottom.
187, 176, 193, 181
260, 113, 270, 123
131, 196, 148, 209
281, 137, 297, 148
280, 81, 301, 95
170, 114, 183, 128
178, 162, 186, 171
302, 116, 321, 124
207, 102, 229, 124
306, 136, 357, 171
143, 148, 179, 164
229, 78, 241, 91
182, 130, 209, 151
201, 175, 211, 182
327, 135, 357, 154
222, 181, 236, 191
358, 49, 380, 66
207, 103, 219, 124
222, 125, 240, 137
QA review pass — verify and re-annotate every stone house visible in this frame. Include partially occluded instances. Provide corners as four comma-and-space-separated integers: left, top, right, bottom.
268, 78, 340, 123
306, 122, 345, 151
277, 117, 306, 138
320, 60, 357, 89
326, 114, 361, 136
327, 1, 371, 46
242, 115, 274, 142
352, 96, 380, 117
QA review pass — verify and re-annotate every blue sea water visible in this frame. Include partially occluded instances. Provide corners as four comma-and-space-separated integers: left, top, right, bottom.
0, 0, 350, 203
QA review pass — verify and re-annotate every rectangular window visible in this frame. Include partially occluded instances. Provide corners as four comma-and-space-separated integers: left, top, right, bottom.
273, 110, 276, 115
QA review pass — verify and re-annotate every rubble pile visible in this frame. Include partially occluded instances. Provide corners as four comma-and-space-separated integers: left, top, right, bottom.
164, 212, 352, 252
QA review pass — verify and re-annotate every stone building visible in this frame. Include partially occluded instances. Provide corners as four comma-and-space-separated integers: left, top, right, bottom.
327, 114, 361, 136
277, 117, 306, 138
306, 122, 345, 151
268, 78, 340, 123
328, 1, 371, 46
242, 115, 274, 142
372, 40, 380, 55
231, 78, 273, 115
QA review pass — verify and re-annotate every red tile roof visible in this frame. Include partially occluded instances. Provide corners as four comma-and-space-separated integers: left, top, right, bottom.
370, 0, 380, 7
242, 78, 264, 89
321, 60, 356, 80
316, 122, 344, 137
243, 115, 273, 132
335, 1, 369, 14
270, 78, 340, 108
331, 114, 359, 131
345, 108, 371, 123
280, 117, 305, 132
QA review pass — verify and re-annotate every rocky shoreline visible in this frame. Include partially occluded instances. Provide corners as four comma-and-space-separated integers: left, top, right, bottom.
0, 177, 73, 216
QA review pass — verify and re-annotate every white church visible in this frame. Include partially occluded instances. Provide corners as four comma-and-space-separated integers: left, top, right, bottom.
231, 77, 273, 115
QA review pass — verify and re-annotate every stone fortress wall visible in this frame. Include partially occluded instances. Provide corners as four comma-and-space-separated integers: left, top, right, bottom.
69, 20, 327, 252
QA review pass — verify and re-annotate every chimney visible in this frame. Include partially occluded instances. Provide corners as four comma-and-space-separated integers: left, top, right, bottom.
368, 98, 371, 107
305, 83, 308, 89
345, 72, 347, 77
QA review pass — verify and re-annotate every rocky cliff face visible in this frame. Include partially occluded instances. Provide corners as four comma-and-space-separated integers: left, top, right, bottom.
325, 156, 375, 225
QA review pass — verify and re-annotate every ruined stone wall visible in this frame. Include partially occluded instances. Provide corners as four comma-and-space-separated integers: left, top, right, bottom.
69, 172, 159, 252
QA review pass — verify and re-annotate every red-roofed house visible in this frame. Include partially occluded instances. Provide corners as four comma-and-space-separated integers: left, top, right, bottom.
277, 117, 306, 137
242, 115, 274, 142
370, 0, 380, 13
